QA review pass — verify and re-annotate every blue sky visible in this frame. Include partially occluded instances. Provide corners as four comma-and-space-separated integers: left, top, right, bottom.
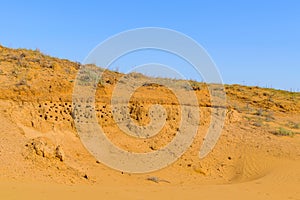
0, 0, 299, 90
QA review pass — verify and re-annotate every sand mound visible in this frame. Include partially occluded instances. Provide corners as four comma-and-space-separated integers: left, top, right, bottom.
26, 137, 65, 161
0, 45, 300, 199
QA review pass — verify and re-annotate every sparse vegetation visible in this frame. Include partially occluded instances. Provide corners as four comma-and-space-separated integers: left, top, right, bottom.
253, 120, 263, 127
244, 103, 254, 114
255, 108, 264, 116
286, 121, 300, 129
233, 104, 242, 112
189, 80, 202, 91
244, 116, 252, 121
293, 123, 300, 129
273, 127, 295, 137
264, 111, 275, 122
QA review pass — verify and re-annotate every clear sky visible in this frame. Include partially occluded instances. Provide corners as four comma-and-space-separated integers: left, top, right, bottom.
0, 0, 299, 91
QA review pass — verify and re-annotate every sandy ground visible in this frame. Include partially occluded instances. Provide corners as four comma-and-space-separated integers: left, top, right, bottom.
1, 159, 300, 200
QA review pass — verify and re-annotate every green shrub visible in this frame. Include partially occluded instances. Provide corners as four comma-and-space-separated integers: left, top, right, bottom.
273, 127, 295, 136
286, 121, 300, 129
293, 123, 300, 129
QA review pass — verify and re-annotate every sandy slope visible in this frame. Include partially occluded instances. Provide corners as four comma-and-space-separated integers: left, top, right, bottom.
0, 45, 300, 199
